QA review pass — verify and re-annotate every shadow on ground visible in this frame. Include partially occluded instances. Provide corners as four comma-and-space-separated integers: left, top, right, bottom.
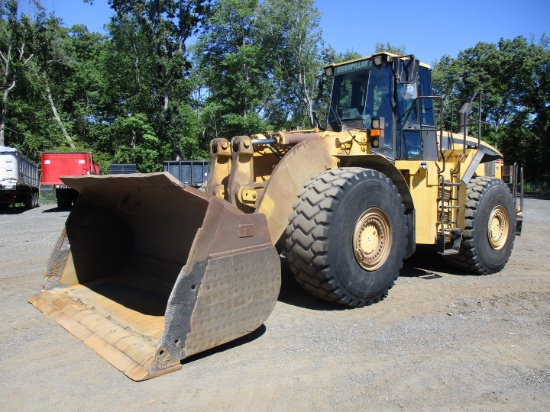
181, 325, 267, 367
277, 245, 473, 310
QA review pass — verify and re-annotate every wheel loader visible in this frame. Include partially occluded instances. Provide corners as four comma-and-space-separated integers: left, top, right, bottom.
29, 52, 523, 381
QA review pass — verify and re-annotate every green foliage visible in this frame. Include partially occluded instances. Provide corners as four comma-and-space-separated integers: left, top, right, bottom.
99, 113, 163, 172
0, 0, 44, 149
258, 0, 325, 129
195, 0, 272, 138
432, 35, 550, 180
104, 0, 211, 162
194, 0, 326, 138
3, 1, 547, 185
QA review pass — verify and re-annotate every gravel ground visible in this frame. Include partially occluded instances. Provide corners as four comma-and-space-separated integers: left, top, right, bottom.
0, 197, 549, 411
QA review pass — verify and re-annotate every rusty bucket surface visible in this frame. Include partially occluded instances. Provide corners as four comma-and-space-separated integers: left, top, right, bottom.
29, 172, 280, 381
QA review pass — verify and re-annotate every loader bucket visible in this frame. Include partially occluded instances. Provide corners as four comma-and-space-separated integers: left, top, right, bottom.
29, 172, 280, 381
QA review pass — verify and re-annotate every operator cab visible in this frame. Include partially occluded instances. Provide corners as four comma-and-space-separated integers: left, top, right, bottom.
324, 52, 438, 161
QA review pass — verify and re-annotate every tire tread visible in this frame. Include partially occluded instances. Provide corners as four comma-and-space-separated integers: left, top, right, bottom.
444, 176, 515, 274
284, 168, 405, 307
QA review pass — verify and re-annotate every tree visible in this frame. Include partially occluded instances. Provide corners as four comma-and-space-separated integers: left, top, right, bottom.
0, 0, 41, 147
432, 36, 550, 180
258, 0, 324, 129
1, 2, 107, 157
194, 0, 328, 138
195, 0, 272, 139
26, 19, 112, 155
102, 113, 163, 171
30, 16, 79, 149
93, 0, 211, 162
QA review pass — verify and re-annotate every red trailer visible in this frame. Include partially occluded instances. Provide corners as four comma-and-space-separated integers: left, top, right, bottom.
40, 152, 100, 208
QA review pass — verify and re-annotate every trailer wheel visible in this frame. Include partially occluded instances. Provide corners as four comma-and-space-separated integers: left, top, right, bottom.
444, 177, 516, 274
284, 168, 407, 307
57, 199, 72, 209
24, 193, 33, 209
26, 192, 38, 209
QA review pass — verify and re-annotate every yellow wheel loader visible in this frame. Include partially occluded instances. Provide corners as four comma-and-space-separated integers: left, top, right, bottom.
29, 52, 523, 380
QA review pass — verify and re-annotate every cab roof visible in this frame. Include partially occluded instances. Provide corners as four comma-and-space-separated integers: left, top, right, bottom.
324, 51, 431, 72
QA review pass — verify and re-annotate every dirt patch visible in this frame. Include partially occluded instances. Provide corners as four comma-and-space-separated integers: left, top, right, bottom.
0, 199, 549, 411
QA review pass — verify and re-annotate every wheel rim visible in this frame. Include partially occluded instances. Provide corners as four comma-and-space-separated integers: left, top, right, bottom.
353, 207, 392, 271
487, 205, 509, 250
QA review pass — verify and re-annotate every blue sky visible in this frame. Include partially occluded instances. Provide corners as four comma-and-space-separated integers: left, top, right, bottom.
42, 0, 549, 65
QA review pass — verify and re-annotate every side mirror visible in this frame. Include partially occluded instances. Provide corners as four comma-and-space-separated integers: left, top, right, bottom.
312, 76, 324, 101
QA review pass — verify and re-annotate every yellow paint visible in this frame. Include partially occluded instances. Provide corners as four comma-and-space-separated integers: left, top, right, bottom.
396, 160, 440, 244
59, 251, 78, 285
259, 193, 275, 218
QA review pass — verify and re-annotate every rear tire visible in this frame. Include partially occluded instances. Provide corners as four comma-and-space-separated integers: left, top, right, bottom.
444, 177, 516, 274
284, 168, 407, 307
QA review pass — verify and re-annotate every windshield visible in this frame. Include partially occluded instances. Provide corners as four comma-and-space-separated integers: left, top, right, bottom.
327, 60, 370, 129
328, 61, 395, 155
326, 57, 437, 160
328, 72, 369, 124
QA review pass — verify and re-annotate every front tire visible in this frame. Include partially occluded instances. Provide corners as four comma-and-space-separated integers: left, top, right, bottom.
444, 177, 516, 274
284, 168, 407, 307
